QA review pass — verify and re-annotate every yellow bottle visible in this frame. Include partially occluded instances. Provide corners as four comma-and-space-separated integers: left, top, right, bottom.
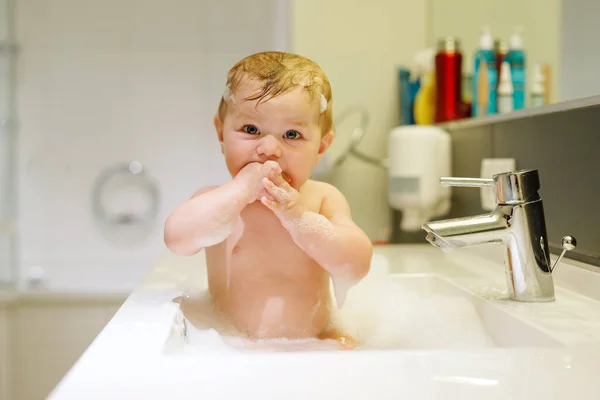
414, 72, 436, 125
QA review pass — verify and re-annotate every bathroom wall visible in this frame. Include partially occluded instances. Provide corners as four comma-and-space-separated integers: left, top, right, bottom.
437, 99, 600, 267
0, 303, 8, 400
429, 0, 560, 103
0, 0, 16, 286
559, 0, 600, 101
15, 0, 286, 291
291, 0, 428, 241
1, 296, 123, 400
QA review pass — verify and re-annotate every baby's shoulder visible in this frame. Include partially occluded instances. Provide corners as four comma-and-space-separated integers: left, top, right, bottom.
301, 179, 346, 202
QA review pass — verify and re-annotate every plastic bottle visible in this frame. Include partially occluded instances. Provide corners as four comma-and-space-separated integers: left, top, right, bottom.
472, 27, 497, 116
530, 63, 546, 108
434, 37, 463, 123
414, 70, 435, 125
413, 49, 436, 125
504, 27, 526, 110
407, 49, 434, 124
494, 39, 508, 91
497, 61, 514, 114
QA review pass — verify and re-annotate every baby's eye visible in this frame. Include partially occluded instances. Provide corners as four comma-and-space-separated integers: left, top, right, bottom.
243, 125, 260, 135
284, 130, 301, 140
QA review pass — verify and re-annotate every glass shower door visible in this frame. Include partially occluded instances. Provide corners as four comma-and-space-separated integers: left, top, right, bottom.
0, 0, 16, 286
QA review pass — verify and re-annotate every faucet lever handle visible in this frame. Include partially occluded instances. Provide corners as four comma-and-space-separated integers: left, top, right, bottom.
440, 177, 496, 188
549, 236, 577, 272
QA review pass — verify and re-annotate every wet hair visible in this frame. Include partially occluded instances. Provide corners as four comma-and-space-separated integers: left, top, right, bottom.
218, 51, 333, 135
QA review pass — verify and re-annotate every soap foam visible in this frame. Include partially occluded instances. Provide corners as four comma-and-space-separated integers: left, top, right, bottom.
288, 212, 336, 240
194, 211, 236, 248
330, 264, 357, 309
330, 255, 494, 349
175, 255, 495, 352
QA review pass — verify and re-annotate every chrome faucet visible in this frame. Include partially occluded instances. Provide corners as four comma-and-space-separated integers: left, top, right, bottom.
421, 169, 576, 302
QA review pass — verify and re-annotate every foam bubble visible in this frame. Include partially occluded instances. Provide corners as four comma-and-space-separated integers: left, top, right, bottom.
176, 257, 495, 352
286, 212, 336, 245
195, 213, 235, 248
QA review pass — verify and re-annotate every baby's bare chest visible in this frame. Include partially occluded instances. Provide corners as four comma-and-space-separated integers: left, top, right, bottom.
206, 203, 325, 284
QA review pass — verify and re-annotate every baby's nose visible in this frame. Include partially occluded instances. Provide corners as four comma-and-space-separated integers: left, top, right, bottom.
256, 135, 282, 159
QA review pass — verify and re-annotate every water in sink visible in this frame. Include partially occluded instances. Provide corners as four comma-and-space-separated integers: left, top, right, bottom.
167, 254, 562, 353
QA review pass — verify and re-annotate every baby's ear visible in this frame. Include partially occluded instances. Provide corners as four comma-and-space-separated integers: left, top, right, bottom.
318, 130, 334, 155
213, 114, 224, 152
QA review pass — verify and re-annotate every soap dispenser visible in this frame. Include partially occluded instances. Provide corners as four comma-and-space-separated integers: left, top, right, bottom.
388, 125, 452, 232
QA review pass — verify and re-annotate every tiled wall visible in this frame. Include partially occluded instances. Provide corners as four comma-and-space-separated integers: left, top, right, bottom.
392, 98, 600, 267
14, 0, 284, 291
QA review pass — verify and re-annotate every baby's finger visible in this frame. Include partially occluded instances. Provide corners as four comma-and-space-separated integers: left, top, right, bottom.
266, 170, 286, 187
264, 162, 282, 179
279, 179, 293, 191
263, 178, 287, 200
257, 188, 276, 202
261, 196, 282, 213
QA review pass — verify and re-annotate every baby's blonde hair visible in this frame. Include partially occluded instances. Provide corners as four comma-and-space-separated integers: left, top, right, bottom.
218, 51, 333, 135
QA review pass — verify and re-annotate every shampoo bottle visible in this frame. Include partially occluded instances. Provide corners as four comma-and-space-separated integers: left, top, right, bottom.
505, 28, 526, 110
472, 27, 497, 116
497, 61, 514, 114
530, 63, 546, 108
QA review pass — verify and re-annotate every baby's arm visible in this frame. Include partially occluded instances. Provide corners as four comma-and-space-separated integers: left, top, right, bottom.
262, 180, 372, 282
164, 161, 282, 256
164, 181, 249, 256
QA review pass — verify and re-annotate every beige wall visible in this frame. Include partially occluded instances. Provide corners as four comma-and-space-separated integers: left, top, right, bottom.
0, 306, 8, 400
291, 0, 428, 240
1, 298, 123, 400
429, 0, 560, 104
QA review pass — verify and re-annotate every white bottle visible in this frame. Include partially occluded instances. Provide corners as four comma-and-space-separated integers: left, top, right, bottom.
530, 63, 546, 108
497, 61, 514, 114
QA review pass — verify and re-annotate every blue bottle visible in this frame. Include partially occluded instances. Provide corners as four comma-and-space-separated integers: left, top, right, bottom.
504, 28, 526, 110
472, 28, 497, 116
398, 68, 411, 125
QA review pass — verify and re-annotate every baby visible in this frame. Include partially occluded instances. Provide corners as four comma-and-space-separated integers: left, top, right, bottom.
164, 51, 373, 348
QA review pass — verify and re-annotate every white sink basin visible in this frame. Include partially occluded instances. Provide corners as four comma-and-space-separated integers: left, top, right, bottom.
163, 272, 566, 353
49, 246, 600, 400
389, 274, 565, 348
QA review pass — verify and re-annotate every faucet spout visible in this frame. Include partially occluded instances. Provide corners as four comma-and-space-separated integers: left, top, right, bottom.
422, 208, 509, 251
421, 169, 577, 303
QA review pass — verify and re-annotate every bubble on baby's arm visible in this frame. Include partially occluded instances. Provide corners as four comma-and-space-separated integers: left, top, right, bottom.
195, 211, 236, 248
291, 211, 335, 239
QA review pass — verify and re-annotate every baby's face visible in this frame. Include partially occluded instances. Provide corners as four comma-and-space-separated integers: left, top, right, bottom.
217, 79, 331, 189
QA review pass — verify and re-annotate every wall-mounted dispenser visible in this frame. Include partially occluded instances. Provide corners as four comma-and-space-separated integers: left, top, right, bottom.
388, 125, 452, 231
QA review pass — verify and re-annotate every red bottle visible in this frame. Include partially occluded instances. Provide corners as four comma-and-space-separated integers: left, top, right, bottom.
494, 39, 508, 92
434, 37, 463, 123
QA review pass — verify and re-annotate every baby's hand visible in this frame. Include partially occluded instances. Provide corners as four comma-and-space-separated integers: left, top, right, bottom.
260, 174, 306, 220
235, 161, 282, 203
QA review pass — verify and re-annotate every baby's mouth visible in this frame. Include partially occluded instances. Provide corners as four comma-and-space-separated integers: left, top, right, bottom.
282, 172, 292, 185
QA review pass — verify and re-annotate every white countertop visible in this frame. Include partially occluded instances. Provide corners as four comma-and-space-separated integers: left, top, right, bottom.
49, 244, 600, 400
